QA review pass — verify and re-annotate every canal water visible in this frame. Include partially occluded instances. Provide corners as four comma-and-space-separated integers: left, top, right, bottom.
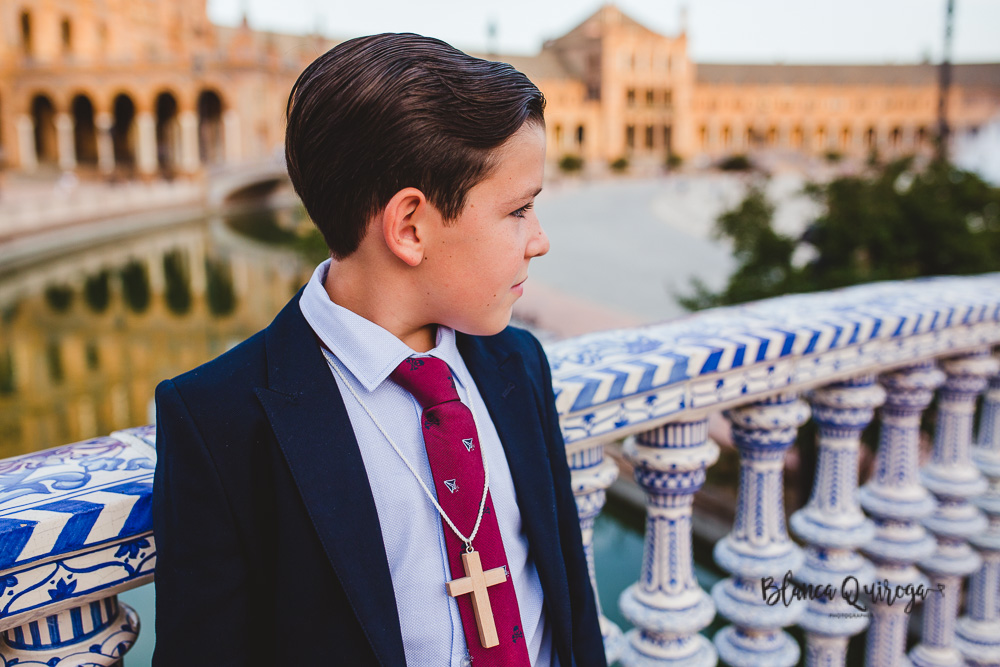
0, 201, 725, 664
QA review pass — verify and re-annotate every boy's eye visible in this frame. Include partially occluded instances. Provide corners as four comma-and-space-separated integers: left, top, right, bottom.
511, 202, 534, 219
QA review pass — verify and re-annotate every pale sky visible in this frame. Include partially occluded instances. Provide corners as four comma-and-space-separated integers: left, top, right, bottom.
208, 0, 1000, 64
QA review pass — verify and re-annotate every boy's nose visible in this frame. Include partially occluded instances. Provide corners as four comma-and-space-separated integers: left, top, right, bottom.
527, 222, 550, 258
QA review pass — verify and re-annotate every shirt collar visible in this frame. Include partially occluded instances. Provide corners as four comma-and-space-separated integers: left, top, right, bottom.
299, 259, 464, 392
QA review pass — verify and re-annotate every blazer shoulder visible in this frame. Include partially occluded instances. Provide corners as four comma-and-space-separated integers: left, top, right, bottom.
485, 325, 547, 365
162, 328, 268, 409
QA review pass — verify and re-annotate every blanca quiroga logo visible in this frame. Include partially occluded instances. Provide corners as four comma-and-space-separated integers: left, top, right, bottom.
761, 571, 944, 615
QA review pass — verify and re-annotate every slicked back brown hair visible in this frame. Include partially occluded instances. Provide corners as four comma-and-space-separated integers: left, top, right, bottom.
284, 33, 546, 259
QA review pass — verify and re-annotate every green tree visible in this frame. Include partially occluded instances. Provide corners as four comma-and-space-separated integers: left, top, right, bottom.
680, 159, 1000, 310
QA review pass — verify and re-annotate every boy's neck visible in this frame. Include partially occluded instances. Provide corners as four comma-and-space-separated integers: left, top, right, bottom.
323, 258, 438, 353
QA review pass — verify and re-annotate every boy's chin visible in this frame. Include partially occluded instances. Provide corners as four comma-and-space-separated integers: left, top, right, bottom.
451, 311, 514, 338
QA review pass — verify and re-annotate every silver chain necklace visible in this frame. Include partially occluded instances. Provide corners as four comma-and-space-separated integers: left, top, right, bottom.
322, 348, 490, 552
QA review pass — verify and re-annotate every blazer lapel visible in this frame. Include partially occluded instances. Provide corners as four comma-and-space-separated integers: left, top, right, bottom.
458, 333, 574, 661
253, 294, 406, 666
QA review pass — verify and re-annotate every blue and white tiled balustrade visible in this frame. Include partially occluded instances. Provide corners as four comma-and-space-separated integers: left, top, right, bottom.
3, 274, 1000, 665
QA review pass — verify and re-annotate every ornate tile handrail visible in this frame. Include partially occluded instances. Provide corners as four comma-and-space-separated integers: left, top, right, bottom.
551, 274, 1000, 448
2, 273, 1000, 665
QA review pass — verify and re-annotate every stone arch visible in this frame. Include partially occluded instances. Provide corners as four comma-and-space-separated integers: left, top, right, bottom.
865, 127, 876, 149
890, 127, 902, 150
111, 92, 136, 170
816, 126, 827, 151
197, 89, 224, 165
840, 126, 851, 151
30, 93, 58, 166
155, 91, 181, 174
71, 93, 98, 166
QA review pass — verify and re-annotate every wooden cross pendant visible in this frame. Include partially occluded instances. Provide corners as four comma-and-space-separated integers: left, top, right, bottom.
445, 550, 508, 648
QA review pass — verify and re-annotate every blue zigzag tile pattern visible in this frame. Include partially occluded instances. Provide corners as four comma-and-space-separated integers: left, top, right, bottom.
0, 426, 156, 624
547, 274, 1000, 445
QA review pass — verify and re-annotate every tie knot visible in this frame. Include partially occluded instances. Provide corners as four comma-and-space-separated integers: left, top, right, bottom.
390, 356, 460, 409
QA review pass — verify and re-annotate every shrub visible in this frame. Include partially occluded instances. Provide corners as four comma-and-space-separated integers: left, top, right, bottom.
610, 157, 629, 173
718, 154, 752, 171
558, 154, 584, 173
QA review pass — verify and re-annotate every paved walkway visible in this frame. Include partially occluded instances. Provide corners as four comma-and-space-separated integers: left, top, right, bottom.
522, 171, 819, 327
0, 173, 204, 242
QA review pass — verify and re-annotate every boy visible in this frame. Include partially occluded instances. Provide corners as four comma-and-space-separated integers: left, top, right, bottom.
152, 33, 606, 666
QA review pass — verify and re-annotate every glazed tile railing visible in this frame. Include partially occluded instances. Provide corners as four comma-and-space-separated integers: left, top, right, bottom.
2, 274, 1000, 666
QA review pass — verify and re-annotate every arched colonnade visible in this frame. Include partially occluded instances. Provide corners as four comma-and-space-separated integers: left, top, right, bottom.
15, 88, 235, 175
698, 120, 934, 157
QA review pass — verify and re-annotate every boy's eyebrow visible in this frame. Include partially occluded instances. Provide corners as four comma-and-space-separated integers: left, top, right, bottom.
506, 187, 543, 205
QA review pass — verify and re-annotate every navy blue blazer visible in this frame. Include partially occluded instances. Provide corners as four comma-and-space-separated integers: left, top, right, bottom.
151, 292, 607, 666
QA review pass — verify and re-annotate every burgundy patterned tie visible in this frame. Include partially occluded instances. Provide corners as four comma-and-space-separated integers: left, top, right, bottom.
391, 356, 531, 666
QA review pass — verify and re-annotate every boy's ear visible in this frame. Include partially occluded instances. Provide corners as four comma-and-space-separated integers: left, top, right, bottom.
381, 187, 432, 267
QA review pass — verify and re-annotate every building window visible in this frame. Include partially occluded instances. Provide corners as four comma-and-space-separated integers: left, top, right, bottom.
576, 125, 585, 146
61, 17, 72, 52
722, 126, 732, 148
663, 89, 673, 108
625, 125, 635, 149
663, 125, 672, 153
626, 88, 636, 106
20, 11, 32, 55
645, 125, 654, 149
554, 124, 563, 148
700, 126, 707, 149
646, 89, 654, 107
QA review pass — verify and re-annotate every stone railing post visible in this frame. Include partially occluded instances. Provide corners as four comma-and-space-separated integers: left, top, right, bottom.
790, 374, 885, 666
569, 442, 624, 665
958, 358, 1000, 666
619, 419, 719, 666
713, 394, 809, 667
859, 362, 942, 667
911, 349, 998, 667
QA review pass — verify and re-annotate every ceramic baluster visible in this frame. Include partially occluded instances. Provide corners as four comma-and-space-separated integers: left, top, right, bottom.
618, 418, 719, 666
790, 374, 884, 666
0, 595, 138, 666
859, 362, 943, 667
910, 350, 998, 667
957, 360, 1000, 667
570, 441, 625, 664
713, 394, 809, 667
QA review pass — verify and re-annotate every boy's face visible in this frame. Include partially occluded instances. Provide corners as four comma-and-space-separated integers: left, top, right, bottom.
422, 121, 549, 336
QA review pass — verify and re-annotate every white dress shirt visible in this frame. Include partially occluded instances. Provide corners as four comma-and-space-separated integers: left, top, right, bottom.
299, 259, 554, 666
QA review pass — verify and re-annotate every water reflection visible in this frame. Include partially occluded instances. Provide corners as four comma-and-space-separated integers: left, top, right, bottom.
0, 206, 316, 457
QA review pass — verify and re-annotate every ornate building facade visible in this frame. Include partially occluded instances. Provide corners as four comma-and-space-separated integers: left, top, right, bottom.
0, 0, 330, 177
2, 1, 999, 174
